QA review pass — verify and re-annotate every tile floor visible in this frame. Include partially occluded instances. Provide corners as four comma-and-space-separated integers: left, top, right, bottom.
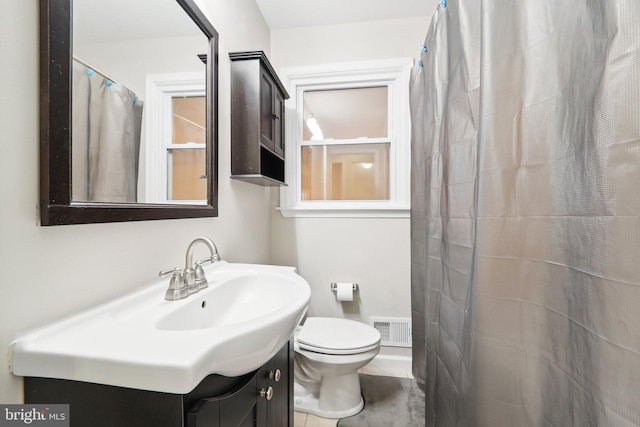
293, 364, 414, 427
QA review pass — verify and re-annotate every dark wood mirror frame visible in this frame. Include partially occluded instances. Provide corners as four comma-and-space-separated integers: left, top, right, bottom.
39, 0, 219, 225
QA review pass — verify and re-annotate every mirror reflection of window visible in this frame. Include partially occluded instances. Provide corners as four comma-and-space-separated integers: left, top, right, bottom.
168, 96, 207, 201
301, 86, 390, 201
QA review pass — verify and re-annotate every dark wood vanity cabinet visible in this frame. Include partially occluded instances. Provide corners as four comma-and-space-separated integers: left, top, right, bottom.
24, 341, 293, 427
230, 51, 289, 186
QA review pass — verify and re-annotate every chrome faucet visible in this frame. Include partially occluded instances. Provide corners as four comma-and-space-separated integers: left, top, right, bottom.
184, 236, 221, 294
160, 236, 221, 301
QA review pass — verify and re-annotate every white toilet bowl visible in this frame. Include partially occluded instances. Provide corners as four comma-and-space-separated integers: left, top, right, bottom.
293, 317, 381, 418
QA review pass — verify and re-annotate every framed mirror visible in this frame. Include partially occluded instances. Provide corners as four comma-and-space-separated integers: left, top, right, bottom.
39, 0, 218, 225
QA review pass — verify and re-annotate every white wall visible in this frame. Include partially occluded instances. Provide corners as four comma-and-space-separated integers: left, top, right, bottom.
0, 0, 271, 403
269, 18, 428, 329
270, 17, 430, 70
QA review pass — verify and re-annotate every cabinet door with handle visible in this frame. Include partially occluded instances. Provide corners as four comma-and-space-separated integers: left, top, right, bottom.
259, 67, 286, 159
273, 89, 285, 158
187, 373, 259, 427
259, 69, 277, 153
265, 342, 291, 427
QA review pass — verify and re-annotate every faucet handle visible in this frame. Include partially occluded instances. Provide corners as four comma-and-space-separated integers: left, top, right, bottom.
159, 267, 182, 277
195, 256, 216, 267
159, 267, 188, 301
194, 257, 212, 291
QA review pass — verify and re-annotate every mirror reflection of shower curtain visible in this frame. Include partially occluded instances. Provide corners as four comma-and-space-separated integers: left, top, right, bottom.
411, 1, 640, 426
72, 60, 143, 203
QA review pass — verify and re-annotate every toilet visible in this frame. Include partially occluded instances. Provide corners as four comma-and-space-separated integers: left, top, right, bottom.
293, 317, 381, 418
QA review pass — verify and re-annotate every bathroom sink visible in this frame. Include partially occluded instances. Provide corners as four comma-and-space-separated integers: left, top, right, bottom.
155, 275, 293, 331
10, 262, 310, 394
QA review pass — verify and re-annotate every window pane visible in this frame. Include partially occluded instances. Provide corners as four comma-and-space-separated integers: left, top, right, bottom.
170, 96, 206, 201
173, 96, 205, 144
301, 144, 390, 201
168, 148, 206, 200
303, 87, 388, 140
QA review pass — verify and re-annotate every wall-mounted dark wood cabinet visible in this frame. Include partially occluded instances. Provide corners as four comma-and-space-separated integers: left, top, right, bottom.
230, 51, 289, 186
24, 341, 293, 427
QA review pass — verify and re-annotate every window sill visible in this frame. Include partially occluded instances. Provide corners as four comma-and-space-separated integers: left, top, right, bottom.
277, 205, 410, 218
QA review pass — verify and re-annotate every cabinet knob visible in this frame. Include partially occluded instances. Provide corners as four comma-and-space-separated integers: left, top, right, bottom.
259, 386, 274, 400
269, 369, 282, 382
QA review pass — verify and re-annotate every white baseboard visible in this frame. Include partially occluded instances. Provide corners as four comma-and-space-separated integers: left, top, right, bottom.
369, 353, 412, 371
360, 353, 413, 378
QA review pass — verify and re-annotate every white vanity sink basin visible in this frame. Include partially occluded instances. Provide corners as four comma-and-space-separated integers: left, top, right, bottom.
154, 274, 293, 331
10, 262, 310, 394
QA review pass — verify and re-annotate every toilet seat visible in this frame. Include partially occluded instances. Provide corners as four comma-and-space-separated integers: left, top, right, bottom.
297, 317, 381, 355
298, 341, 380, 355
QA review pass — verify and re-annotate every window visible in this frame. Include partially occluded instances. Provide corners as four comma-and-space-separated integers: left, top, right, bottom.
302, 87, 390, 201
278, 59, 413, 217
167, 96, 207, 201
142, 72, 207, 204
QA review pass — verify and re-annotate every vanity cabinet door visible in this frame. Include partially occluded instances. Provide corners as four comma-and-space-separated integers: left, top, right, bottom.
24, 377, 185, 427
187, 373, 259, 427
265, 341, 291, 427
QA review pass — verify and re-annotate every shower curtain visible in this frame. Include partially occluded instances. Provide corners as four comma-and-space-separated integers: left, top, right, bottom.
72, 60, 143, 203
410, 1, 640, 426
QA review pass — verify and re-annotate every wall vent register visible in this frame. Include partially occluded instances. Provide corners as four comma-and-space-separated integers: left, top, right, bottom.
370, 317, 412, 347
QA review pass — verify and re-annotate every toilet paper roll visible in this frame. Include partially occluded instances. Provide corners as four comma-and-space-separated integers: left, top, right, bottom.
335, 282, 354, 302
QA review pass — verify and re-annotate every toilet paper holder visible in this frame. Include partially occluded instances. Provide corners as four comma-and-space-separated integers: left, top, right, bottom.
330, 282, 358, 292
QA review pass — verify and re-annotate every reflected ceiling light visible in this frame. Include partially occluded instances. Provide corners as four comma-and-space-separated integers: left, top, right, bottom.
305, 116, 324, 140
361, 162, 373, 169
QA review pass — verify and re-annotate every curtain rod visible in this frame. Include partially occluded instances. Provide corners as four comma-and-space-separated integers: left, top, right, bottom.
73, 56, 122, 87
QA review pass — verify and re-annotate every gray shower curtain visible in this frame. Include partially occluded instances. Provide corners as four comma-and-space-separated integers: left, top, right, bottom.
410, 1, 640, 426
72, 60, 143, 203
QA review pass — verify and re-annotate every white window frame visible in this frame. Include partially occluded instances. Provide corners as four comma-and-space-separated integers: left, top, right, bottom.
278, 58, 413, 218
143, 72, 206, 205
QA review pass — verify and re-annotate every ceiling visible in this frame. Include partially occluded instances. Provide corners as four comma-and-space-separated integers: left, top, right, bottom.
74, 0, 204, 45
254, 0, 435, 30
74, 0, 436, 45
